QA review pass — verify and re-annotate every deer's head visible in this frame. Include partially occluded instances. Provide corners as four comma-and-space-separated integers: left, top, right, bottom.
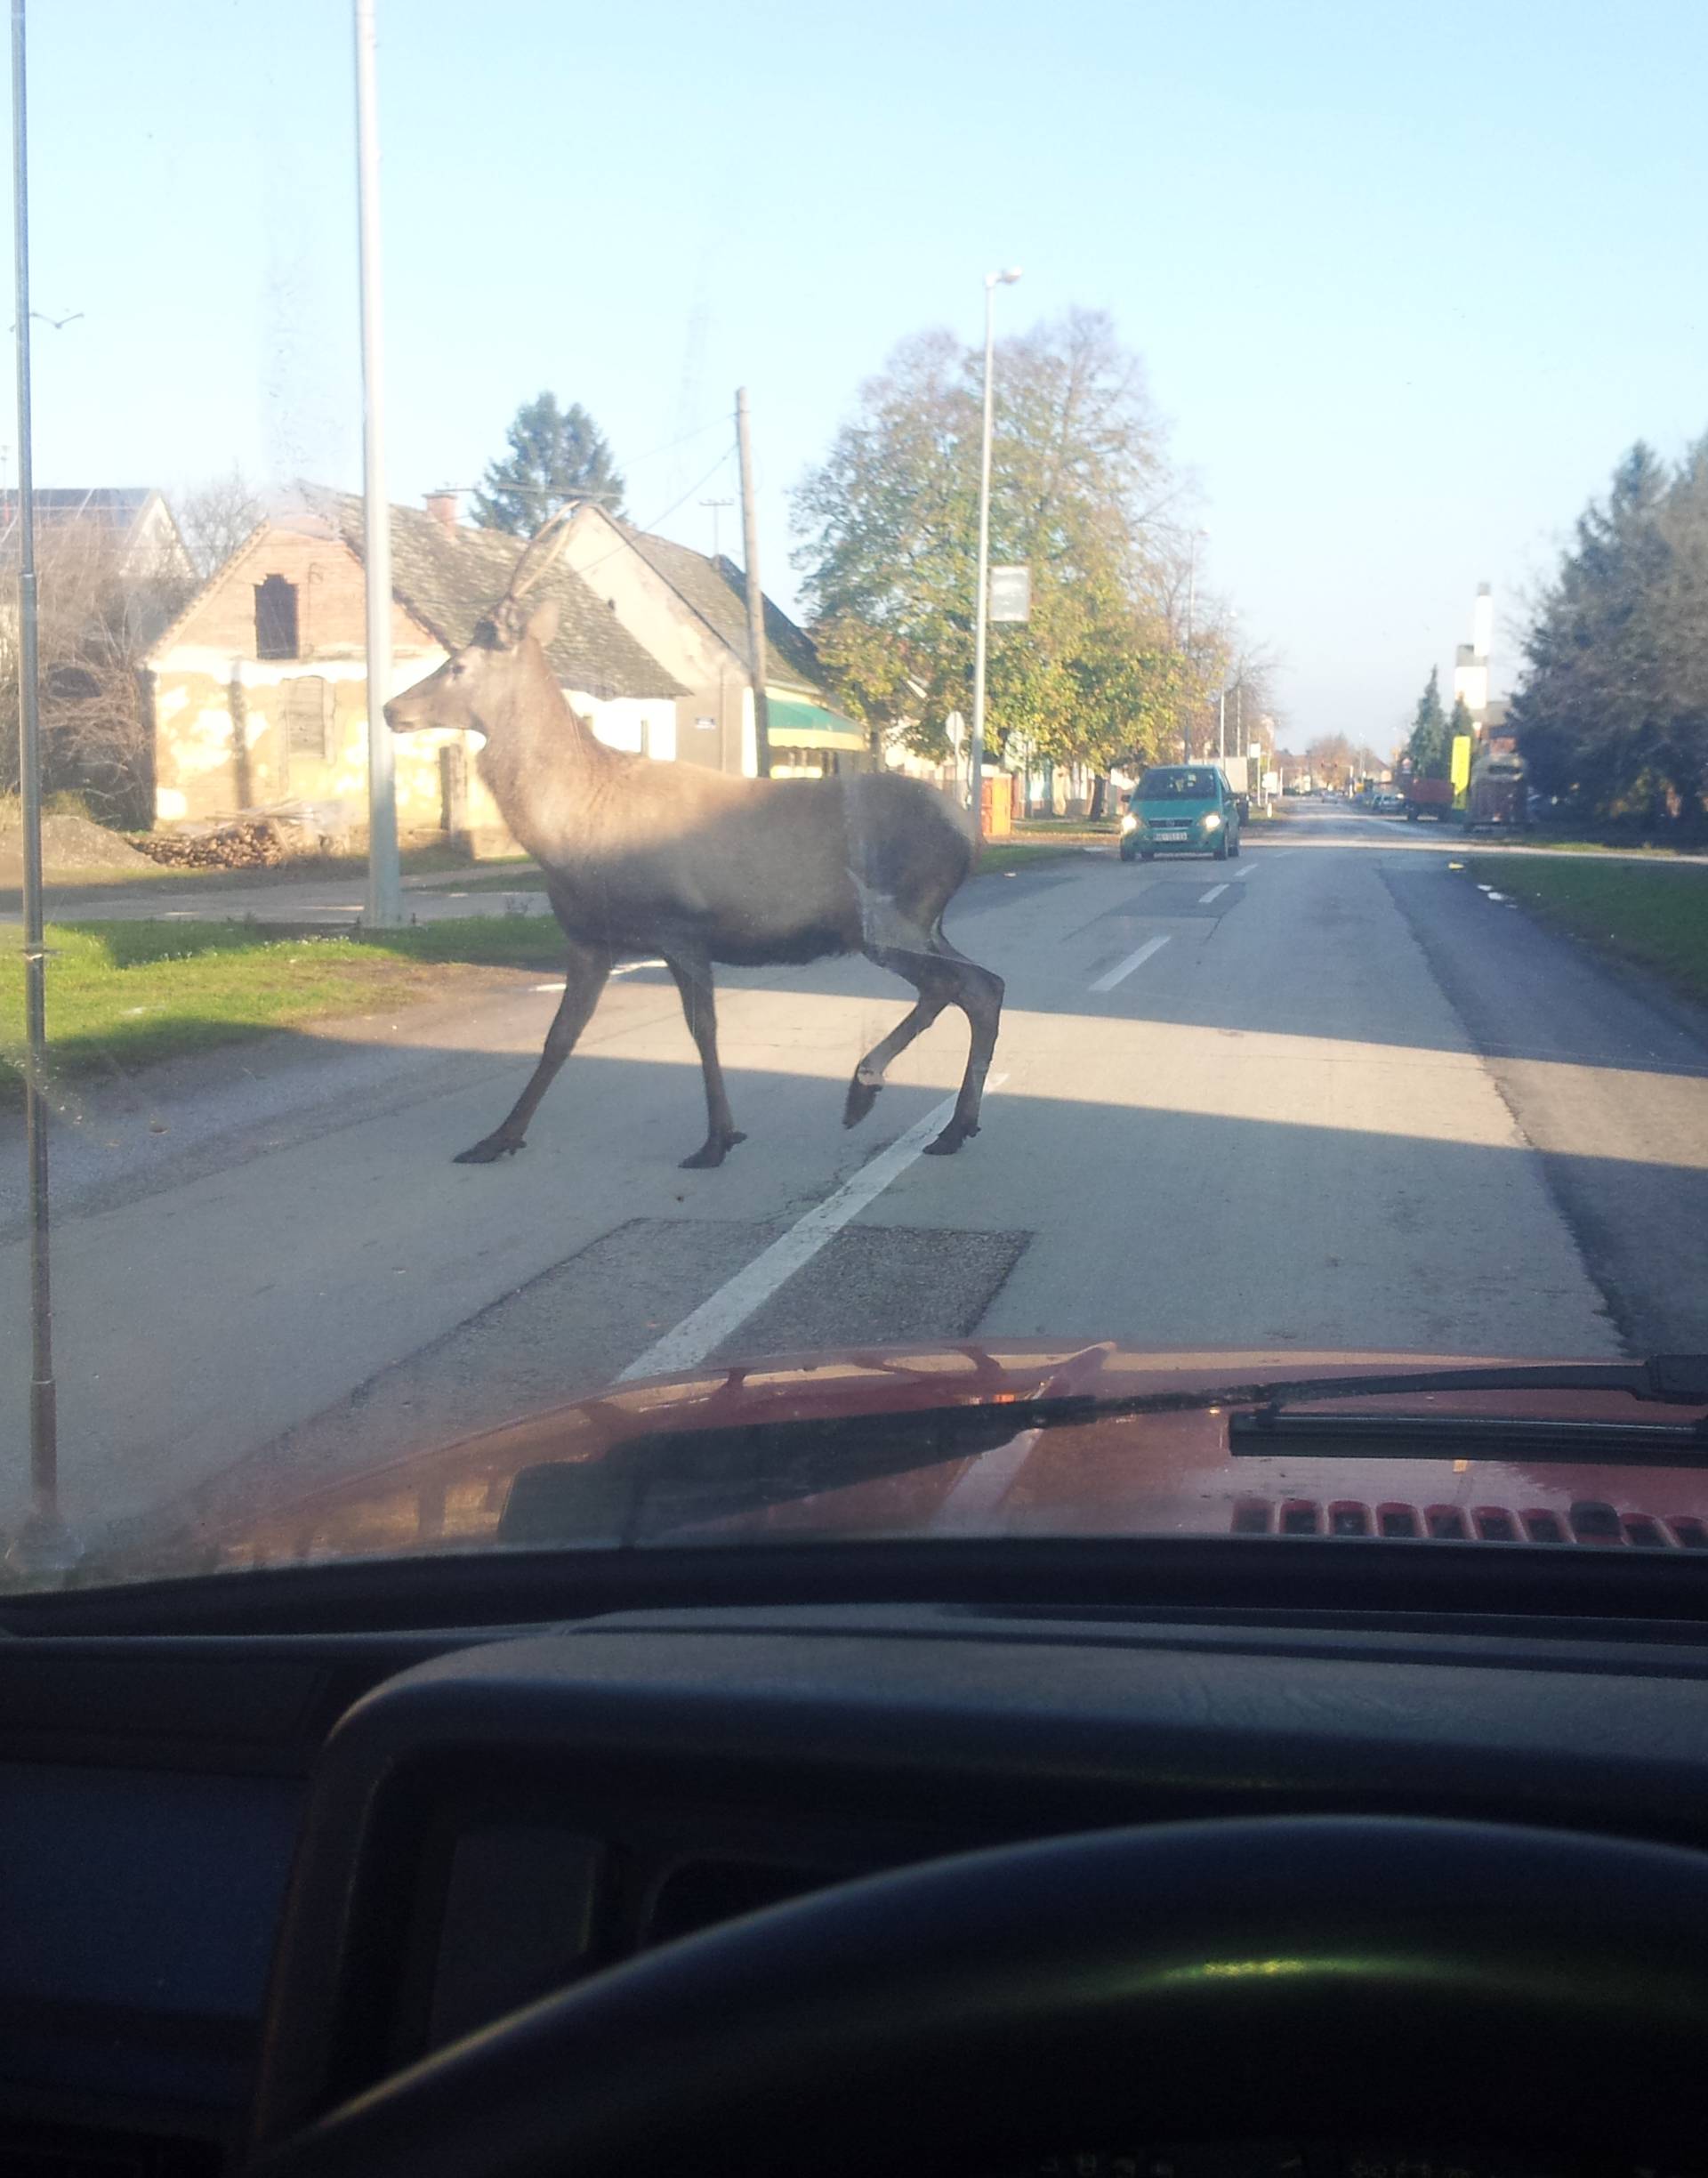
384, 512, 571, 738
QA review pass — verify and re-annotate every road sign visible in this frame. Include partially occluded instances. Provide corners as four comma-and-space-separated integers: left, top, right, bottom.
988, 566, 1031, 622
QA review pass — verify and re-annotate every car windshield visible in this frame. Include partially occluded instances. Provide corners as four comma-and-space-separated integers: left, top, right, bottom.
3, 4, 1707, 1599
1137, 770, 1217, 800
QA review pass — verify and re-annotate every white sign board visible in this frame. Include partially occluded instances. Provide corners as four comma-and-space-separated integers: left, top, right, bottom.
988, 565, 1031, 622
944, 710, 965, 751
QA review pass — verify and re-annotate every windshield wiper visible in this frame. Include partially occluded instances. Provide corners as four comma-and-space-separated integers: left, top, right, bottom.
1229, 1408, 1708, 1466
500, 1357, 1708, 1545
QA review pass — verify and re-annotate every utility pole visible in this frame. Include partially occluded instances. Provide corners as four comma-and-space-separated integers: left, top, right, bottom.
1218, 687, 1226, 761
700, 496, 733, 560
1181, 529, 1202, 762
354, 0, 401, 924
735, 387, 770, 779
8, 0, 71, 1570
971, 267, 1021, 834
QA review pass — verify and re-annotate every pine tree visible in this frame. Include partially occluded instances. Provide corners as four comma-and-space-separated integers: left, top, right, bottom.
1406, 666, 1448, 776
471, 392, 626, 535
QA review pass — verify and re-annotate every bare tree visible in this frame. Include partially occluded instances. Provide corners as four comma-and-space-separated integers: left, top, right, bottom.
171, 465, 264, 581
0, 522, 193, 825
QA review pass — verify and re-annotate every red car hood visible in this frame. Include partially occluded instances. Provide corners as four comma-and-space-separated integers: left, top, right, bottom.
133, 1341, 1708, 1578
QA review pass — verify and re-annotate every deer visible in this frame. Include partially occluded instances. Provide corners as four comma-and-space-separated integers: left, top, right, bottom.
383, 514, 1004, 1170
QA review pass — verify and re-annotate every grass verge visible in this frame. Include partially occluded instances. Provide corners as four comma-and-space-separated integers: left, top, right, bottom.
1, 917, 567, 1093
1466, 854, 1708, 1008
974, 839, 1098, 875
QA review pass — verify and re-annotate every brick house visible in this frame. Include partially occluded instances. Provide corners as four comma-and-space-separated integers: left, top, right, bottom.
557, 504, 870, 778
143, 491, 684, 847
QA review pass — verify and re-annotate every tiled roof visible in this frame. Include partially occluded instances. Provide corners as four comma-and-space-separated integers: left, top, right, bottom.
0, 487, 173, 559
619, 527, 825, 695
320, 493, 685, 701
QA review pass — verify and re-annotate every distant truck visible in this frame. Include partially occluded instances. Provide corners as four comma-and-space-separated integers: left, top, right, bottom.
1217, 754, 1251, 819
1402, 772, 1456, 824
1466, 733, 1527, 834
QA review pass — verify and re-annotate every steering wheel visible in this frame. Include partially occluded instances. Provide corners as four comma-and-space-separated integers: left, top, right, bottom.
248, 1817, 1708, 2178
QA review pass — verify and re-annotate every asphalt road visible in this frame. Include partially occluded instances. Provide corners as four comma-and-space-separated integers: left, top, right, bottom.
4, 802, 1707, 1549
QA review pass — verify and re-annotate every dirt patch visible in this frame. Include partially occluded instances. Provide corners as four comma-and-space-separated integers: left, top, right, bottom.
0, 811, 153, 882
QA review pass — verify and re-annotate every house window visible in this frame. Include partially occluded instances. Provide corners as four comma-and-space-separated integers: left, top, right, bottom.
278, 675, 333, 761
255, 575, 300, 660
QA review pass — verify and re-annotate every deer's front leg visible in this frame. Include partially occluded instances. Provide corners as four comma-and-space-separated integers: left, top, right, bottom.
455, 936, 611, 1164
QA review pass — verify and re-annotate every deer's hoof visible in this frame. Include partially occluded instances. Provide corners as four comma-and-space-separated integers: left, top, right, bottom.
680, 1129, 746, 1170
454, 1136, 523, 1165
922, 1120, 979, 1157
843, 1077, 881, 1128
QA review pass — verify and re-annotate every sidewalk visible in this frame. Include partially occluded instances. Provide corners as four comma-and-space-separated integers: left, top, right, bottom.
15, 866, 555, 927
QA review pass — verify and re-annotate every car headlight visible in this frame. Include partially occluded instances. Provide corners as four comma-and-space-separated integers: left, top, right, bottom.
1120, 812, 1138, 833
1201, 811, 1221, 830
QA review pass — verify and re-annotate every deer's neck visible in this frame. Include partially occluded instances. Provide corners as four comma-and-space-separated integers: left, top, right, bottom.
473, 648, 616, 862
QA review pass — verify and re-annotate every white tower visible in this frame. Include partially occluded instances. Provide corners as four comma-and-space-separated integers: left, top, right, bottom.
1453, 582, 1493, 729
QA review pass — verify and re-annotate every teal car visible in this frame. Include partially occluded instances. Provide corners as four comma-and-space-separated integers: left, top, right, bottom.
1119, 763, 1243, 861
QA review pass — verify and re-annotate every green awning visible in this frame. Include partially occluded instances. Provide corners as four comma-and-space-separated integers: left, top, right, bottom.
765, 694, 868, 753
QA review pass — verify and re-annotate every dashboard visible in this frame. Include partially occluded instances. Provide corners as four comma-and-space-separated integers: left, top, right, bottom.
5, 1594, 1708, 2174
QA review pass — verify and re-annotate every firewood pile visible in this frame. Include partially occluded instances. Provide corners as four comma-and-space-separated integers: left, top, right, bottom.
129, 800, 350, 870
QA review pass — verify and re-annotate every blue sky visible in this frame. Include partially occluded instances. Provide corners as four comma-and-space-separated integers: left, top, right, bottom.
4, 0, 1704, 746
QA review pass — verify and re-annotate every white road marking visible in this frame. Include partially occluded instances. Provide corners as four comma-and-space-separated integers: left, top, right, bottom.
616, 1074, 1009, 1383
1230, 861, 1257, 881
534, 958, 665, 994
930, 1429, 1040, 1531
1198, 883, 1229, 903
1088, 934, 1170, 993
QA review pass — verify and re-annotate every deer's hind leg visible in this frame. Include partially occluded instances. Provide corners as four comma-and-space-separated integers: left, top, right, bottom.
854, 916, 1004, 1154
843, 974, 954, 1127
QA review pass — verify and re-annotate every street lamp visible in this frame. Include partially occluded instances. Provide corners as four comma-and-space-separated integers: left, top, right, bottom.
1182, 525, 1207, 762
970, 265, 1021, 835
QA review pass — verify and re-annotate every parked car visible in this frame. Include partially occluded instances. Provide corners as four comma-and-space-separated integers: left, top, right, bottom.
1374, 790, 1405, 813
1121, 764, 1243, 861
1403, 774, 1457, 823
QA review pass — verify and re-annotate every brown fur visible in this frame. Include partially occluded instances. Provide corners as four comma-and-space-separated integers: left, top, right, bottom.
384, 539, 1003, 1167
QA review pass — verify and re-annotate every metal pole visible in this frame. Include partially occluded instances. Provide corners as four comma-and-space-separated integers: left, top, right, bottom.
1218, 688, 1226, 761
354, 0, 400, 925
970, 278, 998, 835
9, 0, 71, 1569
735, 388, 770, 779
1182, 536, 1196, 762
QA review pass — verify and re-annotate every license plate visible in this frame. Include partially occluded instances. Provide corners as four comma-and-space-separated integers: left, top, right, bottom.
1154, 830, 1188, 841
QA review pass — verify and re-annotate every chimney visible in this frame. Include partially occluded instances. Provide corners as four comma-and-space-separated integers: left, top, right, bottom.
424, 488, 459, 536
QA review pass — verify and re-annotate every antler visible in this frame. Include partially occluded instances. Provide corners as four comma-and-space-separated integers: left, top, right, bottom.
505, 505, 576, 601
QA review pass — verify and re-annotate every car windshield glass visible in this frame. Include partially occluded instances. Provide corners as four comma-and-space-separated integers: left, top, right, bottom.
3, 4, 1707, 1601
1138, 771, 1216, 800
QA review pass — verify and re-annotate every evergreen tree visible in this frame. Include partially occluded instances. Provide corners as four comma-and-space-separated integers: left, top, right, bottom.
1406, 666, 1448, 775
471, 392, 626, 535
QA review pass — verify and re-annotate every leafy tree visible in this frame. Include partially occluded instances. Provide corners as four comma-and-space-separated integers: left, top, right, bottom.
1307, 732, 1355, 786
471, 391, 625, 535
792, 311, 1189, 782
1406, 666, 1449, 776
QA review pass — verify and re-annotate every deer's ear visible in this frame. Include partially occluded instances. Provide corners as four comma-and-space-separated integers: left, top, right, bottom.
525, 598, 560, 648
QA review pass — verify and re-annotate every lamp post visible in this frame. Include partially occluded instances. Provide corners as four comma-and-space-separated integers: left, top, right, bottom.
970, 265, 1021, 835
353, 0, 400, 925
1181, 525, 1206, 761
